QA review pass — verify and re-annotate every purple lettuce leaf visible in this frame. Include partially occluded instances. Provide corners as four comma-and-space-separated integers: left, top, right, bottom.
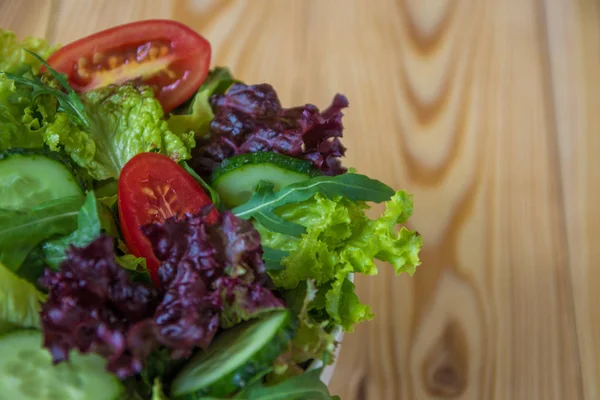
39, 236, 160, 378
40, 209, 285, 379
142, 209, 285, 331
189, 83, 349, 177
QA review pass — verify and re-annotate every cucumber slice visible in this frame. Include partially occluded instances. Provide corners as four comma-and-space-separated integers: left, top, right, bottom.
0, 149, 85, 210
171, 310, 296, 399
0, 330, 123, 400
211, 152, 320, 208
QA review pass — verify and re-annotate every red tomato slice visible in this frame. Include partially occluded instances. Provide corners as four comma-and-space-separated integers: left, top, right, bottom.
46, 19, 211, 113
118, 153, 218, 285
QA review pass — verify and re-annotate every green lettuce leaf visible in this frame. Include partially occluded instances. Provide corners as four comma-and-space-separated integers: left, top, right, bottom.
0, 72, 44, 150
180, 160, 221, 209
0, 29, 56, 74
256, 191, 422, 331
41, 191, 117, 269
270, 280, 337, 377
41, 83, 195, 180
0, 260, 46, 332
167, 67, 237, 138
0, 195, 84, 271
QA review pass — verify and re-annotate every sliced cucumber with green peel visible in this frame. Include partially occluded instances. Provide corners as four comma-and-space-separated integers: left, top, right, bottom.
171, 310, 296, 399
0, 330, 123, 400
210, 152, 320, 208
0, 148, 85, 210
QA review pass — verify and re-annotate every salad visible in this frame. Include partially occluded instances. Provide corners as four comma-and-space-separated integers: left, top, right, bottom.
0, 20, 422, 400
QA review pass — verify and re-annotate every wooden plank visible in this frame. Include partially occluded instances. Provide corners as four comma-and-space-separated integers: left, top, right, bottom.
0, 0, 52, 38
542, 0, 600, 398
46, 0, 172, 43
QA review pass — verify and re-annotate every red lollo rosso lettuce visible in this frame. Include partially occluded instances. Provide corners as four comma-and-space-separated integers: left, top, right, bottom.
189, 83, 349, 177
141, 206, 285, 331
39, 236, 160, 378
39, 208, 284, 379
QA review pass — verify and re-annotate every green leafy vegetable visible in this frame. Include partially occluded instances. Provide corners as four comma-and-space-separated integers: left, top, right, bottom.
52, 83, 195, 180
261, 247, 289, 271
237, 369, 339, 400
116, 254, 147, 271
0, 29, 57, 74
0, 261, 46, 332
167, 67, 237, 138
5, 51, 91, 129
248, 182, 306, 237
17, 247, 48, 286
256, 191, 422, 331
232, 173, 395, 237
0, 71, 46, 150
99, 193, 118, 208
41, 191, 117, 269
181, 160, 221, 209
152, 379, 170, 400
268, 280, 337, 382
0, 195, 84, 271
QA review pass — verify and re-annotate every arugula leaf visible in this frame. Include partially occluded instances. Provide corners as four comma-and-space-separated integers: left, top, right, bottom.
0, 195, 83, 271
236, 369, 339, 399
5, 51, 90, 130
232, 174, 394, 233
253, 206, 306, 237
262, 247, 289, 271
41, 191, 117, 269
181, 160, 221, 209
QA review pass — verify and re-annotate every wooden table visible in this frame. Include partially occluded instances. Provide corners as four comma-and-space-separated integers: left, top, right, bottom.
2, 1, 599, 398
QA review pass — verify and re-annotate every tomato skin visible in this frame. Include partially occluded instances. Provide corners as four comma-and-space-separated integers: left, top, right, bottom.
118, 153, 218, 285
46, 19, 211, 113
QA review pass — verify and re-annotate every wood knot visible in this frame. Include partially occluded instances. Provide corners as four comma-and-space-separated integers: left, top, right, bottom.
422, 320, 468, 397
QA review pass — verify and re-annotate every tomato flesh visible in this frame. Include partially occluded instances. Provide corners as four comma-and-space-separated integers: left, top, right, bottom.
47, 20, 211, 113
118, 153, 217, 285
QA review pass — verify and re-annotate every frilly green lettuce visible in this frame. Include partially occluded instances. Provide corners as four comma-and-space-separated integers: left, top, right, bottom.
0, 29, 57, 74
167, 67, 236, 138
0, 72, 45, 150
256, 191, 422, 332
0, 30, 59, 151
47, 84, 195, 180
273, 280, 337, 373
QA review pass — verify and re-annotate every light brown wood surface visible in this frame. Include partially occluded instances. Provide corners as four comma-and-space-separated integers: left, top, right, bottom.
1, 0, 599, 399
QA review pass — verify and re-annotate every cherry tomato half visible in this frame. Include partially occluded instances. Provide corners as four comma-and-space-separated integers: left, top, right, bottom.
118, 153, 218, 285
46, 19, 211, 113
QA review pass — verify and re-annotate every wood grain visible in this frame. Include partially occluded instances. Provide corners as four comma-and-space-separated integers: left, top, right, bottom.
1, 0, 598, 398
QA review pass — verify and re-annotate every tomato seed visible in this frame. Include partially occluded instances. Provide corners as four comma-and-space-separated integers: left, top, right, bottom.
92, 52, 104, 64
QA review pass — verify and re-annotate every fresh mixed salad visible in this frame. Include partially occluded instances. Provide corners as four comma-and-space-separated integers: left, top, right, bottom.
0, 20, 422, 399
